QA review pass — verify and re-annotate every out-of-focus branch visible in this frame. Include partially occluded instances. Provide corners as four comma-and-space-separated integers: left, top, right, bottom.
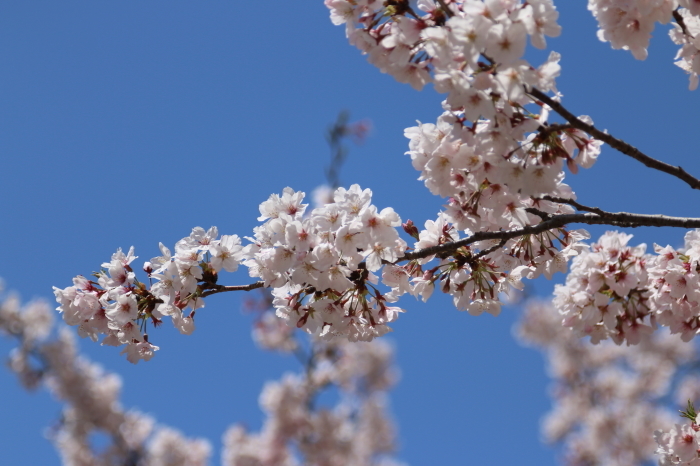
325, 111, 370, 189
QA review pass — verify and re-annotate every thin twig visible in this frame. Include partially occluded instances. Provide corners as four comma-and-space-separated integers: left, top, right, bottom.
527, 87, 700, 191
525, 207, 552, 221
326, 111, 350, 189
200, 281, 265, 298
473, 238, 507, 260
539, 196, 606, 216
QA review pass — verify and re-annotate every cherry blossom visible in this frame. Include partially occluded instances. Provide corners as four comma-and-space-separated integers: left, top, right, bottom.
31, 2, 700, 464
2, 285, 404, 465
553, 229, 700, 346
671, 7, 700, 90
517, 299, 698, 465
53, 226, 245, 362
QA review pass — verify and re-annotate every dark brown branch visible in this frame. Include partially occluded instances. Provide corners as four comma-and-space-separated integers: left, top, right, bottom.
473, 238, 507, 260
399, 212, 700, 262
525, 207, 552, 221
198, 211, 700, 291
673, 8, 690, 37
527, 87, 700, 191
200, 281, 265, 298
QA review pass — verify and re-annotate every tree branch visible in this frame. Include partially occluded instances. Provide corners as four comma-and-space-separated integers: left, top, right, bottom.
539, 196, 606, 216
673, 8, 690, 36
400, 212, 700, 262
200, 281, 265, 298
473, 238, 507, 260
527, 87, 700, 191
200, 211, 700, 291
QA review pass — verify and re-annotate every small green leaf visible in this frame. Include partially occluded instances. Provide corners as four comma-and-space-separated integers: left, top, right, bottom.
680, 400, 697, 422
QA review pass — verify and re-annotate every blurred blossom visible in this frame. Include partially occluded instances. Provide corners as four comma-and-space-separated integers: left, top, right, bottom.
516, 299, 698, 465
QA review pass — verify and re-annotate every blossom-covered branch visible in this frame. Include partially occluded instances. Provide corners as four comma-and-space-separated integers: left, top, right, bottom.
527, 87, 700, 191
517, 299, 699, 464
52, 1, 700, 377
2, 283, 405, 465
0, 288, 211, 465
402, 212, 700, 262
33, 1, 700, 464
224, 306, 404, 466
199, 281, 265, 298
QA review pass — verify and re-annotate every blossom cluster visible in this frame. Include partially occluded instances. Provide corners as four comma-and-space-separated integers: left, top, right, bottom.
655, 419, 700, 465
403, 105, 600, 230
223, 337, 402, 466
402, 213, 588, 316
554, 230, 700, 346
554, 231, 652, 345
53, 227, 243, 363
517, 299, 697, 465
53, 185, 412, 361
2, 283, 404, 465
240, 185, 407, 343
326, 0, 602, 201
397, 91, 598, 316
324, 0, 603, 318
652, 373, 700, 466
54, 180, 600, 363
325, 0, 562, 94
654, 379, 700, 466
0, 290, 211, 466
588, 0, 676, 61
670, 7, 700, 90
588, 2, 700, 89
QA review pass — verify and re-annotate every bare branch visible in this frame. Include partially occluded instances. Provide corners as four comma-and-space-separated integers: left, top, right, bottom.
527, 87, 700, 191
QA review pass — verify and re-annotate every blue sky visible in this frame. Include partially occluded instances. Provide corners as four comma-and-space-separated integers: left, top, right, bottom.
0, 2, 698, 465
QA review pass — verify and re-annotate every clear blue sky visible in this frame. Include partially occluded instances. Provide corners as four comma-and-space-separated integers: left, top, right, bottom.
0, 2, 698, 465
